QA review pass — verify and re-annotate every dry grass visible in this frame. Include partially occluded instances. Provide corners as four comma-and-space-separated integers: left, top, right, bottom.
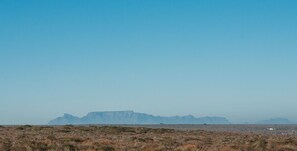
0, 125, 296, 151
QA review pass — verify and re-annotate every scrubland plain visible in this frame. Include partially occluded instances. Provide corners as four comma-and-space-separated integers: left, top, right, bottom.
0, 125, 297, 151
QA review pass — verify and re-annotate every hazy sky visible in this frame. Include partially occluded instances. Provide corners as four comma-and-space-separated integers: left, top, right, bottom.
1, 0, 297, 124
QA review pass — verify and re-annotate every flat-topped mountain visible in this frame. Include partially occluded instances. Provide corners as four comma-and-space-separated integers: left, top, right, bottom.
48, 111, 230, 125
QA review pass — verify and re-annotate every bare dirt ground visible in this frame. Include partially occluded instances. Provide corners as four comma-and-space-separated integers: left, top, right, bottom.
1, 125, 297, 151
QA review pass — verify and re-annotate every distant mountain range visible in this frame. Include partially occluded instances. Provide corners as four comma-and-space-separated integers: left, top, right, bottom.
48, 111, 230, 125
256, 118, 295, 124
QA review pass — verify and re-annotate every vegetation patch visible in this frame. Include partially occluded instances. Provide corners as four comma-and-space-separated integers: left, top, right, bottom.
0, 126, 297, 151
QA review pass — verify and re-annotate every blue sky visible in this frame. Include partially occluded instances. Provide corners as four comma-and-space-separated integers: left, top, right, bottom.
0, 0, 297, 124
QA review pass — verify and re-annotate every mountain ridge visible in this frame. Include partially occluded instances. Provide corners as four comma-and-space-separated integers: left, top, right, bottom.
256, 118, 295, 124
48, 111, 230, 125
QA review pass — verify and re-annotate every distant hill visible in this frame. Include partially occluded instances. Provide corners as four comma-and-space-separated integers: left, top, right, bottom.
256, 118, 295, 124
48, 111, 230, 125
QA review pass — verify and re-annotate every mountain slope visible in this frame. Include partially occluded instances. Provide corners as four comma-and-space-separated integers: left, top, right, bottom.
48, 113, 80, 125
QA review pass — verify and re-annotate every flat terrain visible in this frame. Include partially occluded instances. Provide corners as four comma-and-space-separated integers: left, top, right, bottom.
126, 124, 297, 135
1, 125, 297, 151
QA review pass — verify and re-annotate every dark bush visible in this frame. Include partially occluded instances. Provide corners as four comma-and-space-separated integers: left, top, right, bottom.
101, 146, 115, 151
